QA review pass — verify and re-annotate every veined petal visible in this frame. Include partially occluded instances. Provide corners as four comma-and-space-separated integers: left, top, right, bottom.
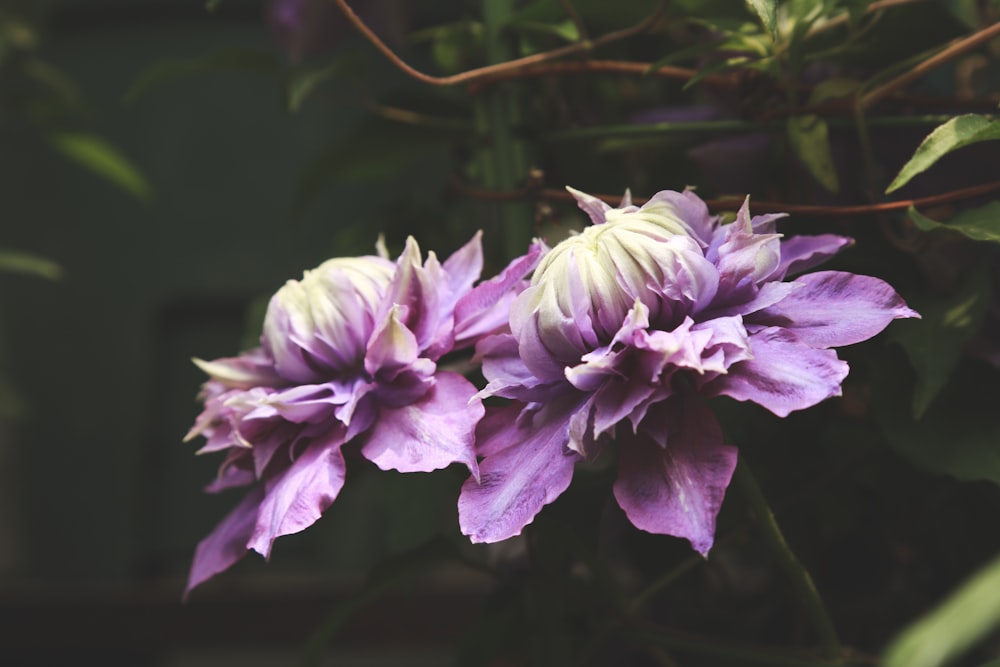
442, 230, 484, 306
707, 327, 849, 417
360, 371, 483, 477
185, 486, 264, 597
365, 303, 421, 379
247, 431, 348, 558
712, 198, 782, 302
380, 237, 442, 352
775, 234, 853, 278
459, 399, 583, 543
750, 270, 919, 348
613, 396, 737, 556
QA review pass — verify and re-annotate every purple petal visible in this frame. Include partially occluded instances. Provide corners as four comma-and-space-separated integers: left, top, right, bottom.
613, 395, 737, 556
641, 188, 716, 247
360, 371, 483, 477
380, 237, 442, 352
776, 235, 853, 278
192, 350, 283, 390
750, 271, 919, 348
453, 240, 546, 348
247, 431, 348, 558
707, 327, 849, 417
567, 186, 612, 224
186, 486, 264, 597
458, 399, 583, 543
476, 333, 549, 401
711, 198, 782, 303
442, 230, 484, 303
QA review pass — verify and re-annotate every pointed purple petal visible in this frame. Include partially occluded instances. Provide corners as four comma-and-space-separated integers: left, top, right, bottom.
247, 431, 348, 558
459, 399, 583, 543
442, 230, 484, 302
453, 240, 546, 348
749, 270, 920, 348
712, 198, 783, 302
186, 486, 264, 597
193, 350, 283, 390
708, 327, 849, 417
613, 396, 737, 556
567, 186, 612, 224
360, 372, 483, 477
776, 235, 853, 278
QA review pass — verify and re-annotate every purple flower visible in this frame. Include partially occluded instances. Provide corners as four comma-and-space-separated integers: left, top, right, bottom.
459, 187, 918, 554
185, 233, 542, 595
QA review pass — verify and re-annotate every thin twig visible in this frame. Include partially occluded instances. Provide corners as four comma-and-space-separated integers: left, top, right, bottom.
860, 20, 1000, 109
467, 59, 740, 92
330, 0, 665, 87
450, 178, 1000, 217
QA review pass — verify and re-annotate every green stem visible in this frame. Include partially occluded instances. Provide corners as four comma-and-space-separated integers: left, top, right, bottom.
734, 461, 843, 661
542, 115, 956, 142
480, 0, 532, 259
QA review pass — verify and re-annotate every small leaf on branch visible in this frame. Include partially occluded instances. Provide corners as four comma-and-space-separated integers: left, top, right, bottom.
745, 0, 777, 38
787, 115, 840, 193
886, 114, 1000, 193
909, 202, 1000, 244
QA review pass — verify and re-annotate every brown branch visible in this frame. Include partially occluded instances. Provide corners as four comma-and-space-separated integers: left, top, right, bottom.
450, 179, 1000, 217
330, 0, 665, 88
466, 59, 742, 92
860, 20, 1000, 109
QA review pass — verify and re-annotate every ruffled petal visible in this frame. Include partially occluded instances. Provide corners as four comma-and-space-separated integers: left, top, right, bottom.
185, 486, 264, 597
707, 327, 849, 417
613, 396, 737, 556
360, 372, 483, 477
567, 185, 612, 224
711, 198, 782, 303
749, 270, 920, 348
247, 431, 348, 558
458, 399, 583, 543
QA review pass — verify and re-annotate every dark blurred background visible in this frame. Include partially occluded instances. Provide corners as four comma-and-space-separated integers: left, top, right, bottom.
0, 1, 485, 664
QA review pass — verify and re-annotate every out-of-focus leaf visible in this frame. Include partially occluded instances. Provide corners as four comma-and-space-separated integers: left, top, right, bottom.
910, 203, 1000, 244
510, 18, 580, 44
891, 262, 990, 417
787, 114, 840, 193
0, 249, 62, 280
884, 550, 1000, 667
286, 58, 347, 112
886, 115, 1000, 193
23, 59, 86, 108
409, 21, 483, 75
682, 55, 755, 90
124, 49, 278, 104
300, 536, 468, 667
205, 0, 224, 10
808, 77, 859, 104
47, 133, 152, 202
745, 0, 776, 37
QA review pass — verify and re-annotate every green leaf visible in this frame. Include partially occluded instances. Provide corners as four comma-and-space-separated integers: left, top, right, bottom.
891, 262, 990, 417
47, 133, 152, 202
886, 114, 1000, 193
286, 59, 347, 112
909, 203, 1000, 244
787, 114, 840, 193
745, 0, 777, 38
884, 550, 1000, 667
205, 0, 224, 11
0, 249, 62, 280
124, 49, 278, 104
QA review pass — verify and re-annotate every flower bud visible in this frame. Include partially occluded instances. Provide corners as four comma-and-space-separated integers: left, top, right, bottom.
263, 255, 395, 383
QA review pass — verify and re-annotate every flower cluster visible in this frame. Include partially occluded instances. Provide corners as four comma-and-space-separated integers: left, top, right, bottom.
186, 188, 917, 594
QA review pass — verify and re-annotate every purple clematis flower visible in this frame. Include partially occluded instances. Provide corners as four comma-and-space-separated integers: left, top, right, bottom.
459, 187, 918, 555
185, 233, 542, 595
